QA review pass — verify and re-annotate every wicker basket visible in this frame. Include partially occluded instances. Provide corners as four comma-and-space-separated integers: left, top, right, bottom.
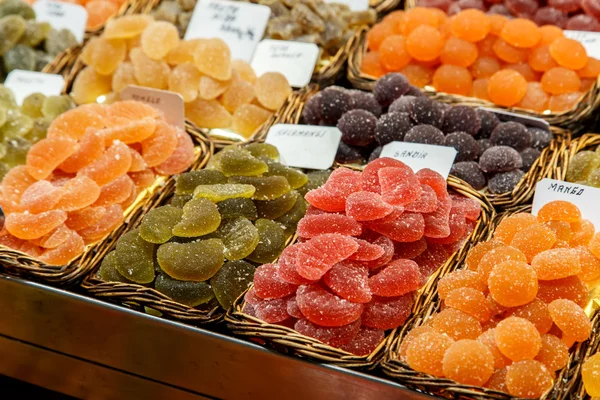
0, 122, 212, 287
346, 26, 600, 133
287, 84, 571, 209
225, 176, 496, 369
380, 204, 595, 400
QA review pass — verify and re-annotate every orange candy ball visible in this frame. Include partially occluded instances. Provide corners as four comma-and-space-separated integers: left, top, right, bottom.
548, 299, 592, 342
451, 9, 490, 42
495, 317, 542, 361
440, 37, 478, 68
445, 287, 491, 322
442, 339, 495, 386
529, 45, 559, 72
362, 52, 386, 78
406, 331, 454, 377
470, 57, 501, 79
432, 65, 472, 96
431, 308, 483, 340
380, 35, 412, 71
501, 18, 541, 48
541, 67, 582, 95
488, 69, 528, 107
401, 64, 433, 87
518, 82, 549, 112
506, 360, 553, 398
406, 25, 444, 62
550, 37, 588, 70
489, 260, 538, 307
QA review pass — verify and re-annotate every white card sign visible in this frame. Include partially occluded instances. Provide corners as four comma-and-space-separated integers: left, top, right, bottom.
564, 30, 600, 59
251, 40, 320, 88
184, 0, 270, 62
325, 0, 368, 11
379, 142, 457, 179
121, 85, 185, 129
265, 124, 341, 170
532, 178, 600, 230
4, 70, 65, 105
33, 1, 87, 43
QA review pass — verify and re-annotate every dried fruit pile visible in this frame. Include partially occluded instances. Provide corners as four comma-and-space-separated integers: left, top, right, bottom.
402, 201, 594, 398
0, 100, 194, 265
71, 15, 292, 138
418, 0, 600, 31
0, 85, 75, 179
302, 73, 553, 194
361, 8, 600, 112
98, 143, 313, 309
583, 352, 600, 397
566, 146, 600, 186
244, 158, 481, 356
0, 0, 78, 82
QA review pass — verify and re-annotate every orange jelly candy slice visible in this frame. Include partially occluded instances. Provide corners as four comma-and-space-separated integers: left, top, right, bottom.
26, 137, 80, 180
6, 210, 67, 240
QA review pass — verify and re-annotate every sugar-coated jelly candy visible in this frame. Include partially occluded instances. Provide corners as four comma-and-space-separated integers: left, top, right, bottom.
294, 319, 361, 348
489, 260, 538, 307
495, 316, 541, 361
263, 161, 307, 190
175, 170, 227, 195
548, 298, 592, 342
246, 218, 286, 264
477, 245, 527, 284
157, 239, 225, 282
295, 234, 360, 280
254, 263, 297, 300
369, 259, 421, 297
219, 149, 268, 177
297, 213, 362, 238
582, 353, 600, 396
431, 308, 483, 340
341, 327, 385, 356
172, 198, 221, 237
229, 176, 291, 201
406, 332, 455, 377
509, 298, 553, 334
114, 229, 155, 284
139, 206, 182, 244
218, 217, 260, 260
323, 261, 371, 303
193, 184, 256, 202
345, 191, 394, 221
98, 252, 131, 283
505, 360, 553, 398
155, 273, 215, 307
534, 334, 569, 371
511, 223, 557, 262
438, 269, 487, 299
445, 287, 491, 322
442, 339, 494, 386
217, 198, 258, 220
531, 248, 581, 280
362, 294, 414, 330
296, 284, 364, 327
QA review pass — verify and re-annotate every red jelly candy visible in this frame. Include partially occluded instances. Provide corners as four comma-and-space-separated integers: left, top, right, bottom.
277, 245, 314, 285
405, 184, 438, 213
305, 205, 329, 217
349, 238, 386, 261
423, 195, 452, 238
287, 297, 304, 318
254, 263, 298, 299
364, 235, 395, 269
362, 293, 414, 329
346, 191, 394, 221
296, 284, 364, 327
369, 259, 422, 297
244, 287, 261, 305
341, 327, 385, 356
254, 296, 291, 323
367, 212, 425, 242
394, 238, 428, 259
379, 167, 422, 206
297, 213, 362, 238
296, 234, 360, 280
417, 168, 448, 199
294, 318, 361, 347
324, 261, 372, 303
428, 208, 467, 244
451, 193, 481, 221
305, 186, 346, 212
324, 168, 362, 199
414, 242, 450, 279
362, 158, 412, 193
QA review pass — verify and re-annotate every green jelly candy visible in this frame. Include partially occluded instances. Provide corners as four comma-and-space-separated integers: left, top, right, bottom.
219, 148, 268, 177
255, 190, 298, 219
217, 197, 257, 220
23, 117, 49, 142
170, 194, 192, 208
218, 217, 260, 260
3, 44, 35, 72
297, 170, 331, 196
193, 183, 255, 202
175, 169, 227, 195
0, 0, 35, 20
244, 143, 279, 160
1, 109, 33, 139
567, 151, 600, 182
35, 50, 53, 71
41, 95, 75, 119
0, 108, 6, 128
20, 92, 45, 118
155, 273, 215, 307
0, 85, 17, 109
157, 238, 225, 281
3, 137, 30, 166
172, 197, 221, 237
586, 169, 600, 188
210, 260, 255, 308
98, 251, 131, 283
19, 21, 51, 47
246, 219, 287, 263
275, 194, 307, 228
0, 15, 26, 55
115, 229, 156, 284
45, 28, 77, 56
229, 175, 291, 201
140, 205, 183, 244
263, 159, 308, 190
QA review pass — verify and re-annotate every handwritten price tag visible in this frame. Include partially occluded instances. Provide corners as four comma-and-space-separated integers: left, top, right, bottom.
379, 142, 457, 179
251, 40, 320, 87
121, 85, 185, 129
532, 178, 600, 230
4, 70, 65, 105
184, 0, 270, 61
564, 30, 600, 59
265, 124, 341, 170
33, 1, 87, 43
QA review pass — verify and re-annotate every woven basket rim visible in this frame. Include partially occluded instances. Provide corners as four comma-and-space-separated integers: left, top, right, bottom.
225, 175, 496, 369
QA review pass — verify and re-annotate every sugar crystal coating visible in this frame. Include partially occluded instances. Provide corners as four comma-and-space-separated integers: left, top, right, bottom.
337, 110, 377, 146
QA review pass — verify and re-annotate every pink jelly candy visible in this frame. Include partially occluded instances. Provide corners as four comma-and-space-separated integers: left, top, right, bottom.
349, 238, 386, 261
341, 327, 385, 356
286, 297, 304, 318
253, 296, 291, 323
253, 263, 298, 300
362, 293, 414, 329
295, 234, 360, 280
244, 287, 261, 305
296, 284, 364, 326
450, 193, 481, 221
417, 168, 447, 199
405, 184, 438, 213
367, 212, 425, 242
414, 242, 450, 280
325, 168, 362, 196
277, 245, 314, 285
345, 191, 394, 221
297, 213, 362, 238
428, 208, 467, 244
361, 158, 412, 193
323, 261, 372, 303
423, 195, 452, 238
369, 259, 422, 297
363, 235, 395, 269
294, 318, 361, 347
378, 167, 421, 206
394, 238, 428, 260
304, 187, 346, 212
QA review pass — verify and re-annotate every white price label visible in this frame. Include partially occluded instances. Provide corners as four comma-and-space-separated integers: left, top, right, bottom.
479, 107, 550, 130
325, 0, 368, 11
33, 1, 87, 43
265, 124, 341, 170
379, 142, 457, 179
120, 85, 185, 129
4, 70, 65, 105
564, 30, 600, 59
532, 178, 600, 230
184, 0, 270, 62
251, 40, 320, 87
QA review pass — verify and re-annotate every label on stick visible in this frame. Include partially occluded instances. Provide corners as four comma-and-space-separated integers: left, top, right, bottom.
265, 124, 341, 170
33, 1, 87, 43
121, 85, 185, 129
251, 40, 320, 88
564, 30, 600, 59
379, 141, 457, 179
532, 178, 600, 230
184, 0, 270, 62
4, 70, 65, 105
